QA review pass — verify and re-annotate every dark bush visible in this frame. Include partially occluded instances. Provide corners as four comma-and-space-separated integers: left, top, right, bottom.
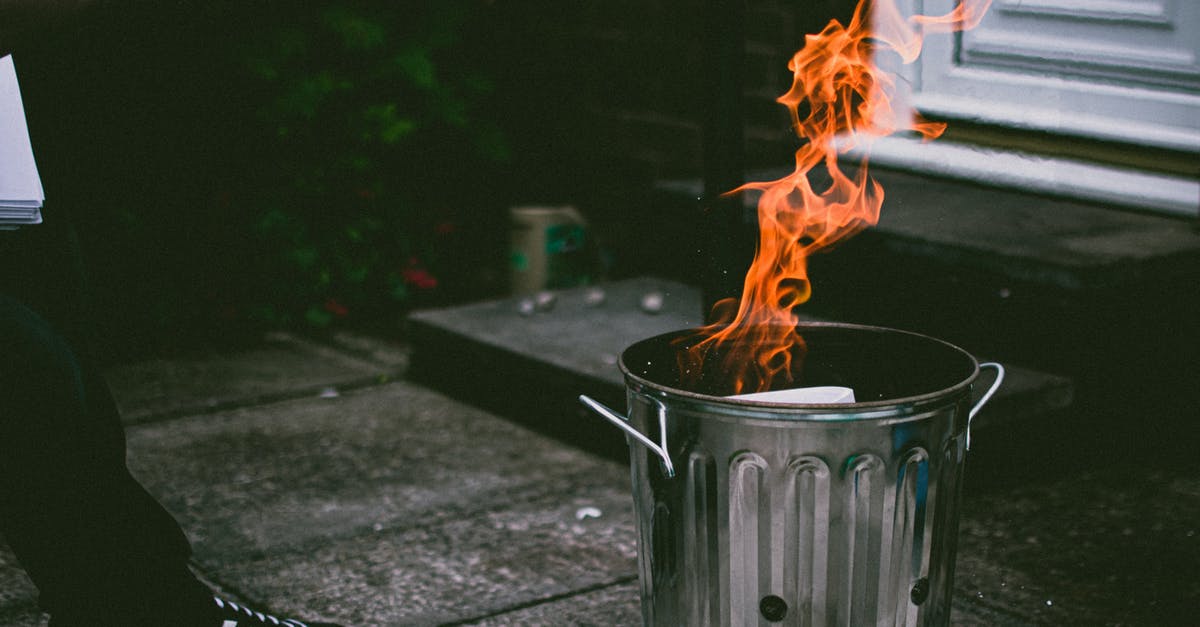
18, 1, 509, 356
228, 2, 510, 328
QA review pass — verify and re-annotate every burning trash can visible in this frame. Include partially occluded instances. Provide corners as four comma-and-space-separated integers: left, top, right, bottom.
582, 322, 1002, 626
575, 0, 1004, 620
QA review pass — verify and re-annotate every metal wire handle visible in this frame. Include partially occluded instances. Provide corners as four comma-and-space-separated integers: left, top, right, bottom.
579, 394, 675, 477
967, 362, 1005, 451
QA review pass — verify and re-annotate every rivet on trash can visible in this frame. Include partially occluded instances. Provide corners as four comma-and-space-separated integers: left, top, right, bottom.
911, 577, 930, 605
759, 595, 788, 621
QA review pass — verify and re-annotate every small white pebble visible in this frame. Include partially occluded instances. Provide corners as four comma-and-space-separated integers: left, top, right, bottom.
584, 287, 606, 307
640, 291, 664, 314
517, 298, 536, 316
318, 387, 340, 399
575, 506, 603, 520
534, 291, 557, 312
1046, 600, 1053, 606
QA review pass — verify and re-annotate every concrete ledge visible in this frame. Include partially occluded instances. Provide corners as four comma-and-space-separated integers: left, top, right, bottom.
407, 277, 1073, 461
658, 167, 1200, 292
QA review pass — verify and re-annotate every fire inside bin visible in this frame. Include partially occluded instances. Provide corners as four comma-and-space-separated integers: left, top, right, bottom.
581, 1, 1002, 626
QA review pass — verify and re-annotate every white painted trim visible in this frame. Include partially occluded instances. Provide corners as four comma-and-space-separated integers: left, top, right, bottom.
870, 0, 1200, 217
841, 134, 1200, 218
912, 85, 1200, 153
994, 0, 1170, 25
964, 31, 1198, 79
915, 64, 1200, 152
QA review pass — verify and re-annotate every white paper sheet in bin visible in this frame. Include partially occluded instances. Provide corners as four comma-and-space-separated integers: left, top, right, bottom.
729, 385, 856, 404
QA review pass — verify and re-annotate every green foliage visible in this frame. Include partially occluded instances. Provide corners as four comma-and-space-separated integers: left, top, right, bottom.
234, 1, 508, 328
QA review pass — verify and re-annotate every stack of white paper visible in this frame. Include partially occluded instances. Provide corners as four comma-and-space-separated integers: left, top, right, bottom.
1, 55, 44, 230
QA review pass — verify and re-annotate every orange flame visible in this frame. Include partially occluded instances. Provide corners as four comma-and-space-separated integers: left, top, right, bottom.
682, 0, 992, 395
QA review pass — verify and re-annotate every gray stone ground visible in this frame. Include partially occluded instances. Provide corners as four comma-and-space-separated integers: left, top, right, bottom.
0, 306, 1196, 625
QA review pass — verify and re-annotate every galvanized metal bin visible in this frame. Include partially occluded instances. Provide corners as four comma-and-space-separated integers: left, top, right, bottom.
582, 323, 1003, 627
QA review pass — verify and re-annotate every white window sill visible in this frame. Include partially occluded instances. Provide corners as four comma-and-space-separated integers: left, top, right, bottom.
841, 134, 1199, 218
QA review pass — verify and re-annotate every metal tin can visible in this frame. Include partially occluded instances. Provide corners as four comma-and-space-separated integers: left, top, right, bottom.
582, 322, 1003, 626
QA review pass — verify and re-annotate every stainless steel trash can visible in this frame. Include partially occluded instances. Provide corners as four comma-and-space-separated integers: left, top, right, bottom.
582, 322, 1003, 627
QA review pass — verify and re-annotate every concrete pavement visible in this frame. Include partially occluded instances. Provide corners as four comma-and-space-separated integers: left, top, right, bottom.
0, 315, 1195, 625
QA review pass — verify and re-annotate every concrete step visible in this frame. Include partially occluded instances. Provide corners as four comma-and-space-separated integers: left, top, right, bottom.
648, 171, 1197, 440
657, 167, 1200, 293
407, 277, 1073, 461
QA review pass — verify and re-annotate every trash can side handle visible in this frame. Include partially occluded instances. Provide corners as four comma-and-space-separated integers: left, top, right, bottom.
579, 395, 676, 477
967, 362, 1005, 451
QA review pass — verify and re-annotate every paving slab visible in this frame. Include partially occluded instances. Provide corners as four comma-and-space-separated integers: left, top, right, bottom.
0, 605, 45, 627
1, 323, 1187, 625
460, 461, 1200, 626
952, 466, 1200, 626
124, 381, 633, 559
456, 579, 641, 626
446, 577, 1036, 626
0, 542, 41, 622
124, 381, 637, 624
106, 332, 405, 425
323, 330, 412, 370
203, 488, 637, 626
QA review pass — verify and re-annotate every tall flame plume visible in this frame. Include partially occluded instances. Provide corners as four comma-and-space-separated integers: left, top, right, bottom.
682, 0, 992, 395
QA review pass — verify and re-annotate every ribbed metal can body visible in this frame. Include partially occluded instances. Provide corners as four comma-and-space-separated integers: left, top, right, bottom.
617, 324, 981, 627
